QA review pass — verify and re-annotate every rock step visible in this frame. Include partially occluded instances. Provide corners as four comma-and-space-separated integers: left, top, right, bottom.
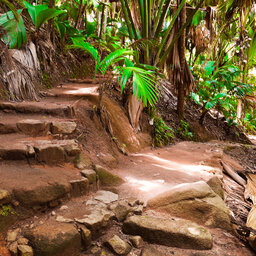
0, 137, 80, 163
123, 215, 213, 250
0, 165, 90, 210
0, 101, 73, 117
0, 118, 77, 136
47, 83, 99, 104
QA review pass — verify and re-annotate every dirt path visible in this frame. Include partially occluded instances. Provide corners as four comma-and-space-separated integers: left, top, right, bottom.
113, 141, 235, 201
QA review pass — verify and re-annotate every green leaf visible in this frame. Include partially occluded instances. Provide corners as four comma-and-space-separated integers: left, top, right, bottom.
99, 49, 133, 75
205, 101, 216, 110
24, 1, 65, 30
0, 9, 27, 49
213, 93, 227, 100
69, 37, 99, 76
204, 61, 215, 76
55, 21, 66, 39
191, 92, 200, 104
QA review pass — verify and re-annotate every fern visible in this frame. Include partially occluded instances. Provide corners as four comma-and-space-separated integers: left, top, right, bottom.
99, 49, 133, 75
117, 66, 159, 106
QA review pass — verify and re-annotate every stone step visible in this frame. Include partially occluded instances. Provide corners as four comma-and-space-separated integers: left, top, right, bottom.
0, 101, 73, 117
0, 164, 89, 210
0, 136, 80, 164
0, 112, 77, 136
48, 83, 99, 104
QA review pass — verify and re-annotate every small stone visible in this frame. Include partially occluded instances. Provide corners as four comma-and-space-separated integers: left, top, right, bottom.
59, 205, 68, 211
17, 237, 29, 245
81, 169, 97, 184
39, 221, 43, 225
80, 226, 91, 249
8, 241, 18, 255
130, 236, 143, 248
51, 211, 56, 216
94, 190, 118, 204
70, 178, 89, 197
132, 205, 143, 215
112, 201, 131, 222
6, 228, 20, 242
0, 189, 11, 205
140, 245, 166, 256
105, 235, 131, 255
56, 216, 73, 223
128, 198, 140, 207
90, 245, 101, 254
17, 245, 33, 256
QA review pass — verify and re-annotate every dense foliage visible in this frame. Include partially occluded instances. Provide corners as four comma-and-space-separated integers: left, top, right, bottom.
0, 0, 255, 133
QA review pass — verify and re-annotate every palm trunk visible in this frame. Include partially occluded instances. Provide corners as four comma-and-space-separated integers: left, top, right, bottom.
177, 0, 186, 119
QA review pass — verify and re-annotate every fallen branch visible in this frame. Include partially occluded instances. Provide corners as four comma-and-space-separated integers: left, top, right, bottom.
221, 161, 246, 186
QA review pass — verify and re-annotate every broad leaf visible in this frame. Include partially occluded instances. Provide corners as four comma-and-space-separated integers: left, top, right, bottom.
0, 9, 27, 49
24, 1, 65, 30
204, 61, 215, 76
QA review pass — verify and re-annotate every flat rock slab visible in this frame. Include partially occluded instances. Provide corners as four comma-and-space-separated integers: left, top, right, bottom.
148, 181, 231, 230
81, 169, 97, 184
51, 121, 77, 134
94, 190, 119, 204
24, 222, 81, 256
0, 143, 28, 160
123, 215, 213, 250
16, 119, 50, 136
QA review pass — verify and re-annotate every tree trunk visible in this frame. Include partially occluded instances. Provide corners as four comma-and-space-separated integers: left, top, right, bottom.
177, 0, 186, 119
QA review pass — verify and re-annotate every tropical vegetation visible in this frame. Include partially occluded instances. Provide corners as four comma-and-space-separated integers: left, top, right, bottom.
0, 0, 255, 134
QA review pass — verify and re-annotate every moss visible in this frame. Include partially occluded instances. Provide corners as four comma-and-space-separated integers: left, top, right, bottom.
95, 165, 125, 186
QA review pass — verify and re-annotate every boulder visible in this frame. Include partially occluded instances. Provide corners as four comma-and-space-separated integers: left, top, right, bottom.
140, 245, 167, 256
81, 169, 97, 184
0, 143, 28, 160
95, 165, 125, 187
57, 140, 80, 156
17, 245, 33, 256
148, 181, 231, 230
51, 121, 77, 134
16, 119, 50, 136
24, 222, 81, 256
105, 235, 131, 255
74, 153, 92, 170
70, 178, 89, 197
0, 190, 11, 205
94, 190, 118, 204
123, 215, 213, 250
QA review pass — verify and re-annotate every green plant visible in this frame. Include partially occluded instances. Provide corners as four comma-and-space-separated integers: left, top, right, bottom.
24, 1, 66, 31
69, 37, 159, 106
175, 120, 194, 140
153, 116, 174, 147
0, 9, 27, 49
0, 205, 15, 216
192, 61, 253, 124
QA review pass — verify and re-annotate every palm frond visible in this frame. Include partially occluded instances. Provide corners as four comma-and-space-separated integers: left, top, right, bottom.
99, 49, 133, 74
